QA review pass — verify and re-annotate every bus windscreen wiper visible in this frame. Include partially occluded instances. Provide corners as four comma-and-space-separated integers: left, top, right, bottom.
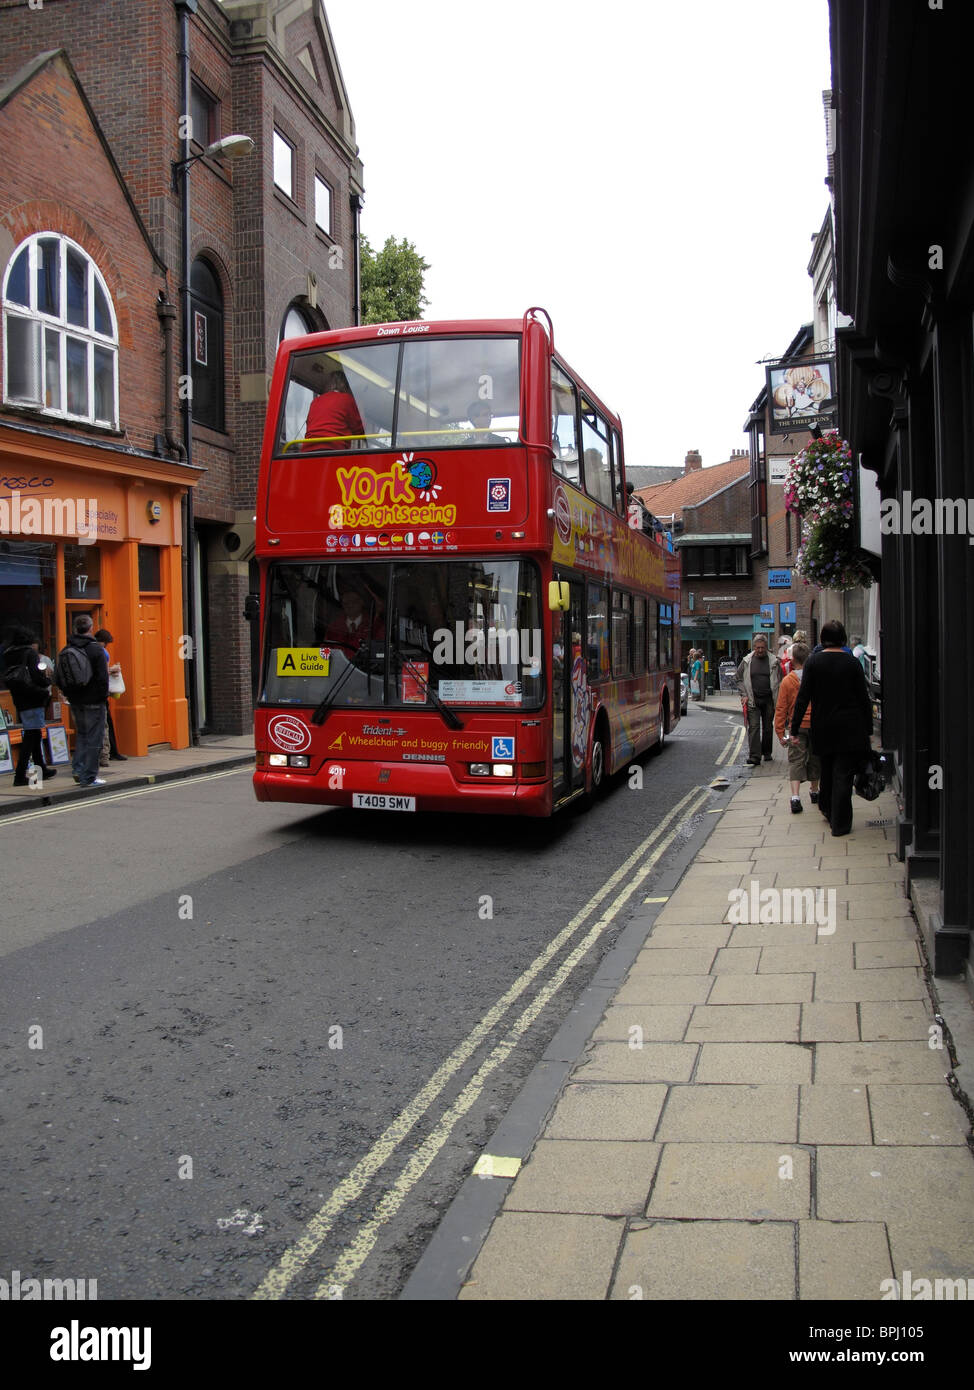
397, 653, 464, 730
310, 639, 375, 725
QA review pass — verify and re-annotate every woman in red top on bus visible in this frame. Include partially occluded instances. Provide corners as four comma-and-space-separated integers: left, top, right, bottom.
303, 368, 364, 449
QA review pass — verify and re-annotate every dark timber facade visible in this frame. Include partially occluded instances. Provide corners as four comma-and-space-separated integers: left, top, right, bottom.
830, 0, 973, 992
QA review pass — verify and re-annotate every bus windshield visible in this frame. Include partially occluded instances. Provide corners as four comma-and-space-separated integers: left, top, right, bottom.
261, 559, 543, 709
276, 336, 521, 454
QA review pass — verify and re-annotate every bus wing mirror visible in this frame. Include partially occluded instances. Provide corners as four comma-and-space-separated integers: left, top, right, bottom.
548, 580, 570, 612
243, 593, 259, 621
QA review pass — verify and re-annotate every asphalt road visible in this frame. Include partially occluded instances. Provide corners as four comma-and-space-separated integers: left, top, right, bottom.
0, 705, 747, 1300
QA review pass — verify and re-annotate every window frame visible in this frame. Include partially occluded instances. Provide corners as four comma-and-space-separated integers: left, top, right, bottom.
2, 233, 119, 427
314, 173, 333, 236
273, 128, 295, 200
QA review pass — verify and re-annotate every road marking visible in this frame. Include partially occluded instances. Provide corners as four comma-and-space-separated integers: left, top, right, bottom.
0, 766, 251, 826
715, 725, 745, 767
251, 782, 709, 1300
311, 785, 712, 1298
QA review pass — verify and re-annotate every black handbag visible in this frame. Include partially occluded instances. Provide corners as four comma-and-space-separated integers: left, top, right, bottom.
854, 748, 886, 801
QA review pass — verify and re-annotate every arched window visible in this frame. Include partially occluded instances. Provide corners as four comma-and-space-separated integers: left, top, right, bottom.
190, 258, 224, 431
280, 302, 320, 443
2, 233, 118, 426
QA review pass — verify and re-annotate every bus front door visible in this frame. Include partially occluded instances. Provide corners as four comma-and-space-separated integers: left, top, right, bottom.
552, 577, 587, 801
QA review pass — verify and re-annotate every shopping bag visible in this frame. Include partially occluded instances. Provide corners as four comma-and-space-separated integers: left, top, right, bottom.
108, 667, 125, 697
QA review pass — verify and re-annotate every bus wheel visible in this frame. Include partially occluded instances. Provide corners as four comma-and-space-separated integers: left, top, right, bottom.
587, 719, 609, 801
655, 697, 669, 753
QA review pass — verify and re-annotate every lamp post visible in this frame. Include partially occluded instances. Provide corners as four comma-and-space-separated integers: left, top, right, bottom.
173, 4, 254, 744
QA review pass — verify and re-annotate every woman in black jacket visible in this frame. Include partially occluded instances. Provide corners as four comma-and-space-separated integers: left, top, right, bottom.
2, 625, 57, 786
790, 619, 871, 836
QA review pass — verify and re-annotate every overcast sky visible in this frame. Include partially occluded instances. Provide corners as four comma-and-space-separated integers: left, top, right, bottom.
324, 0, 833, 472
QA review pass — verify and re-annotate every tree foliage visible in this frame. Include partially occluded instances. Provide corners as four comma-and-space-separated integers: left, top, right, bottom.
360, 234, 430, 324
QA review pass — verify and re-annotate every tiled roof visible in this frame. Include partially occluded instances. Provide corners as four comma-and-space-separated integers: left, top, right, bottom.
635, 456, 750, 514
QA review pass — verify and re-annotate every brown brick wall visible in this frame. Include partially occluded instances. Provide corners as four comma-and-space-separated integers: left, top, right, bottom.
0, 1, 361, 733
0, 59, 167, 454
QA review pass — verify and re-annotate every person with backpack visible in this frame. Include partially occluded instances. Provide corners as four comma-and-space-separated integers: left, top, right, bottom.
2, 625, 57, 786
56, 614, 109, 788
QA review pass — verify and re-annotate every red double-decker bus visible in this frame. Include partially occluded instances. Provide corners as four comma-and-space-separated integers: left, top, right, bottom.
252, 308, 680, 816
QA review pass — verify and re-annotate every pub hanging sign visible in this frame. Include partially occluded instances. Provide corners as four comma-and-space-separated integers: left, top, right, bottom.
765, 356, 836, 436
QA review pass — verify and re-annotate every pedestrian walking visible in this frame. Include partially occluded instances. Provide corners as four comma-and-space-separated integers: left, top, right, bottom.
56, 614, 109, 789
774, 641, 820, 812
1, 625, 57, 786
789, 619, 873, 837
689, 648, 704, 700
94, 629, 127, 762
777, 634, 793, 677
736, 633, 782, 765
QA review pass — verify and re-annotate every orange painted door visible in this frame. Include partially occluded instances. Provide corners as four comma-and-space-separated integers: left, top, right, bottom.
138, 597, 165, 744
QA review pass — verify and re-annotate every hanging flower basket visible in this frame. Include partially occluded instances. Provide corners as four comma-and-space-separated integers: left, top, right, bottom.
783, 430, 854, 523
785, 431, 870, 591
795, 512, 873, 591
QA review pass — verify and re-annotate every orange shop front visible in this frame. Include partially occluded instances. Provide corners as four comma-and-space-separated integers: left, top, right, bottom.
0, 432, 194, 755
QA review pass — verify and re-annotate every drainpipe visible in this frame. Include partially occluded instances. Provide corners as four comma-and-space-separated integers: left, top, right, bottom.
350, 192, 363, 326
156, 292, 185, 460
175, 0, 200, 744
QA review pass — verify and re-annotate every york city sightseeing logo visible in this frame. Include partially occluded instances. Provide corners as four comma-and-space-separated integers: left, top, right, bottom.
328, 455, 457, 530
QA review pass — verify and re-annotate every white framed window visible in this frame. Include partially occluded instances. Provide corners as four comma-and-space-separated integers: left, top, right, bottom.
2, 233, 118, 427
314, 175, 332, 234
273, 129, 294, 199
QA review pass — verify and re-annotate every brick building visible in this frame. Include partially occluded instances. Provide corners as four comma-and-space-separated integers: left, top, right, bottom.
743, 325, 818, 650
0, 50, 194, 755
0, 0, 364, 734
637, 450, 755, 678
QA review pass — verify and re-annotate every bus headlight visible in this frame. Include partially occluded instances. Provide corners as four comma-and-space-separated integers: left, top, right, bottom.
269, 754, 288, 767
469, 763, 491, 776
492, 764, 514, 777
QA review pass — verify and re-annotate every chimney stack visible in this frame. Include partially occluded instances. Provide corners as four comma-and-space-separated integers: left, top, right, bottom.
684, 449, 702, 474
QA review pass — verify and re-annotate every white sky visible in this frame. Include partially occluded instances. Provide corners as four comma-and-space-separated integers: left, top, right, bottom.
325, 0, 832, 472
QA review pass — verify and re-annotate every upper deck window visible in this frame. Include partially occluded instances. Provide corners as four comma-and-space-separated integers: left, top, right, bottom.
276, 336, 520, 455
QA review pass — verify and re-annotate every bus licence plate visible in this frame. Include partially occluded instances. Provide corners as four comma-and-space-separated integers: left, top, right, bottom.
352, 793, 416, 812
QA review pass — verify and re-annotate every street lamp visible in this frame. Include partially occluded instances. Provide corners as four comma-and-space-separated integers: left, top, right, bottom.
172, 11, 253, 744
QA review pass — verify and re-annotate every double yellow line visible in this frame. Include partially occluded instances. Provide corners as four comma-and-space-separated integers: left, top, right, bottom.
253, 781, 711, 1300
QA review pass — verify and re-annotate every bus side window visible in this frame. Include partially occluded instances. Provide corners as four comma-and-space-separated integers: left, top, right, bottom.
551, 361, 579, 485
587, 582, 608, 683
633, 596, 647, 673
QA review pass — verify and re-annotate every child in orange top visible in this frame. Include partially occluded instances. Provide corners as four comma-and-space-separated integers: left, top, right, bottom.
775, 641, 821, 813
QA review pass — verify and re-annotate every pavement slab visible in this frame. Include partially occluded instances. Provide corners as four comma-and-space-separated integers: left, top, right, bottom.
800, 1002, 859, 1043
695, 1042, 813, 1083
647, 1143, 810, 1220
503, 1139, 661, 1216
545, 1083, 668, 1141
458, 1213, 624, 1300
571, 1041, 698, 1083
859, 1001, 934, 1041
816, 1146, 974, 1225
656, 1084, 798, 1143
611, 1219, 796, 1300
867, 1084, 970, 1146
591, 1004, 692, 1042
798, 1085, 872, 1144
814, 1041, 947, 1085
709, 973, 814, 1005
798, 1221, 893, 1300
686, 1005, 801, 1044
